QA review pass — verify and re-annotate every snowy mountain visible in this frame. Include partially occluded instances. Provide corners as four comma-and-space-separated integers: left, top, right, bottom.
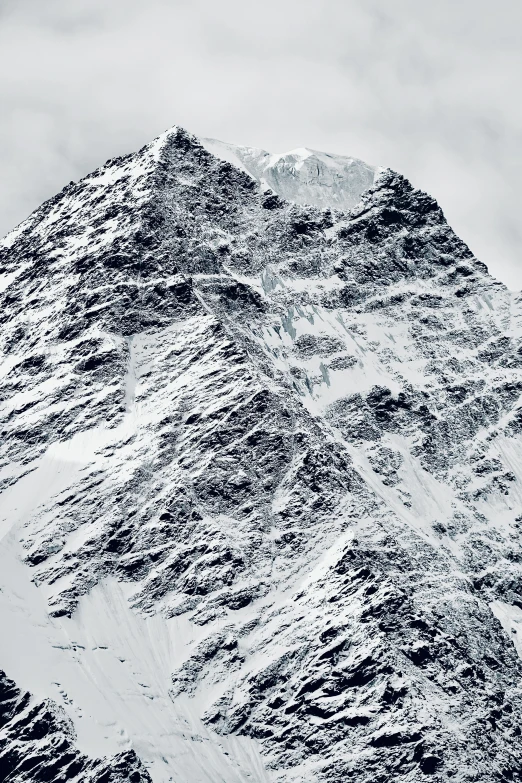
1, 125, 522, 783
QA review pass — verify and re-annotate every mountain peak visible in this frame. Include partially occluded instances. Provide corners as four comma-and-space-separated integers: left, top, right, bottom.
0, 123, 521, 783
200, 136, 380, 210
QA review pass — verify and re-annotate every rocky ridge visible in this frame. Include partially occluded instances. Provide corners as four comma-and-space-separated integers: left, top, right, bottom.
0, 126, 522, 782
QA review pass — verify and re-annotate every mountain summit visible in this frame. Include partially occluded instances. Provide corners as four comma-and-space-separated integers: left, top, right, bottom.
1, 125, 522, 783
200, 137, 379, 211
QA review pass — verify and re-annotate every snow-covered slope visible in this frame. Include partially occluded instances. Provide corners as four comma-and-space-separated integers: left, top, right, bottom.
1, 125, 522, 783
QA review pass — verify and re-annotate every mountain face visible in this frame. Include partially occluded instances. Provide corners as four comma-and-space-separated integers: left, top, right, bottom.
1, 126, 522, 783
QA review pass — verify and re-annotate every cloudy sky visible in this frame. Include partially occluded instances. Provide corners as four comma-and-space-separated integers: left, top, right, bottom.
1, 0, 521, 287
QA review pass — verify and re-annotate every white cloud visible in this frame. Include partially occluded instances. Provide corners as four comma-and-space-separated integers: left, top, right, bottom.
0, 0, 521, 287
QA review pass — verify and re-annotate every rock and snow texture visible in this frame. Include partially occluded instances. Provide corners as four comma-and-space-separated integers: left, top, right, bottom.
1, 125, 522, 782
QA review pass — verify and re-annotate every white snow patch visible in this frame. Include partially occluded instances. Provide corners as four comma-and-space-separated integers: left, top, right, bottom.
0, 265, 27, 294
199, 138, 255, 179
490, 600, 522, 659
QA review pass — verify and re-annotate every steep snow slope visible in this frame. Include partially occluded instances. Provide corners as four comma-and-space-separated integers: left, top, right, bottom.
1, 126, 522, 783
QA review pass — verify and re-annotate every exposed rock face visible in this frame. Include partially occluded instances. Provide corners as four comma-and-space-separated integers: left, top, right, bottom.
1, 125, 522, 782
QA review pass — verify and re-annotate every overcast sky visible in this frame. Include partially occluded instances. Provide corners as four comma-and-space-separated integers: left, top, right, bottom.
1, 0, 521, 288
